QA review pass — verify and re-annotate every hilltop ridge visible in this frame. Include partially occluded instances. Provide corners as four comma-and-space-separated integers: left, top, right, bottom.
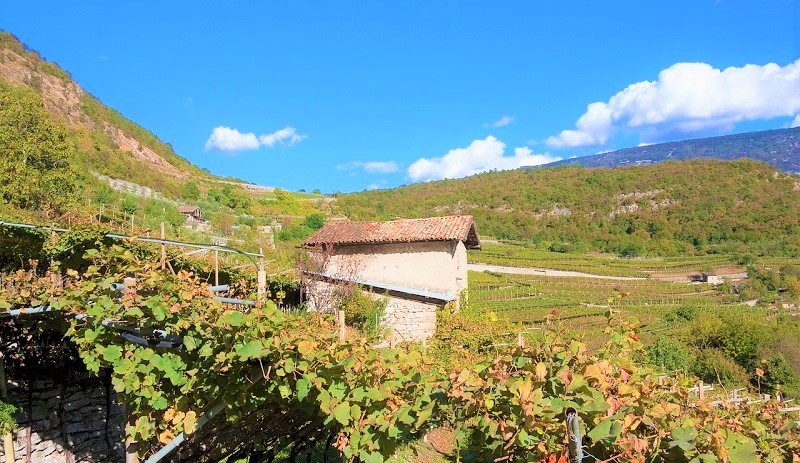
530, 126, 800, 173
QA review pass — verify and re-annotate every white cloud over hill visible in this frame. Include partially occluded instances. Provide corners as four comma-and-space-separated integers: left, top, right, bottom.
546, 59, 800, 148
407, 136, 560, 182
205, 126, 306, 152
337, 161, 400, 174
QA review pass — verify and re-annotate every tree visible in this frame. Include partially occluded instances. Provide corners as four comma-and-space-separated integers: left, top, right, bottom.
180, 181, 201, 201
302, 213, 326, 230
208, 185, 251, 211
0, 82, 78, 216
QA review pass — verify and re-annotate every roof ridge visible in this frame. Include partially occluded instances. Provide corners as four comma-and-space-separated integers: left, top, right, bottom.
303, 215, 481, 249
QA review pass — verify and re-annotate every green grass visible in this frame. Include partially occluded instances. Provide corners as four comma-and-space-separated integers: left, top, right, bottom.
469, 242, 739, 277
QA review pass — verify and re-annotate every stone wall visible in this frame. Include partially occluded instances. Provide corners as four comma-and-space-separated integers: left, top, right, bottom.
382, 296, 438, 342
0, 376, 125, 463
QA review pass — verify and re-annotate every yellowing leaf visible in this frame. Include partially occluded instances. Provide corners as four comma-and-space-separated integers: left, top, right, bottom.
535, 362, 547, 381
183, 411, 198, 434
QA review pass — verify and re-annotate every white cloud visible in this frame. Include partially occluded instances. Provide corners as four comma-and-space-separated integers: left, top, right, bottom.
362, 161, 399, 173
791, 114, 800, 128
483, 115, 514, 128
337, 161, 399, 174
205, 126, 260, 152
366, 183, 381, 190
546, 59, 800, 148
259, 127, 306, 147
205, 126, 306, 152
407, 136, 560, 182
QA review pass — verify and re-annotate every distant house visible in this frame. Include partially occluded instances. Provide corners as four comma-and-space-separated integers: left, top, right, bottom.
178, 205, 205, 223
301, 215, 481, 342
701, 272, 724, 285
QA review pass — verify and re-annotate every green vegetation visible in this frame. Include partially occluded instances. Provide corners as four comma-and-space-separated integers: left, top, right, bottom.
467, 270, 735, 324
338, 160, 800, 257
1, 236, 797, 462
0, 81, 79, 216
0, 400, 16, 435
467, 267, 800, 398
341, 285, 388, 338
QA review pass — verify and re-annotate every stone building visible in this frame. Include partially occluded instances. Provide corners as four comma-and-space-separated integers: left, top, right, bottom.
301, 215, 481, 342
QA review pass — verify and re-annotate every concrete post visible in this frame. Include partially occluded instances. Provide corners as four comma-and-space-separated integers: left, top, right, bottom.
337, 310, 346, 342
257, 250, 266, 308
160, 222, 166, 270
214, 250, 219, 287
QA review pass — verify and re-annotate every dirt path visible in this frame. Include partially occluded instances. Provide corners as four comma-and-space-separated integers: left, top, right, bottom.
467, 263, 647, 281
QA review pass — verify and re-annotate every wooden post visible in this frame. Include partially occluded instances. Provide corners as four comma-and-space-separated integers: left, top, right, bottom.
698, 380, 704, 401
0, 353, 15, 463
390, 327, 397, 348
337, 310, 346, 342
517, 332, 525, 348
160, 222, 166, 270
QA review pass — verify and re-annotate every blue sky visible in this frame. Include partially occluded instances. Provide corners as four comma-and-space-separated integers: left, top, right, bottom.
2, 1, 799, 192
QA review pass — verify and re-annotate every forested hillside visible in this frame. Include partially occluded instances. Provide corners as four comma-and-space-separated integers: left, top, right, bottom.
537, 126, 800, 173
337, 160, 800, 256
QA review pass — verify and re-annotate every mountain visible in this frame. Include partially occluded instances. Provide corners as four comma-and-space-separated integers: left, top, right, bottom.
0, 32, 286, 201
530, 127, 800, 173
336, 159, 800, 257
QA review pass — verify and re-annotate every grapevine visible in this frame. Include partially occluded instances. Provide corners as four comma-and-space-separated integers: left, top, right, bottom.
0, 231, 798, 462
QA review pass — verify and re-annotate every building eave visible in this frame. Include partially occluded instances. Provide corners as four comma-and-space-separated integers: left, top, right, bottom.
302, 271, 454, 305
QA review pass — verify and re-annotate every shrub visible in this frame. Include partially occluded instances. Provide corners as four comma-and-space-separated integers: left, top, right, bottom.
341, 285, 387, 338
0, 400, 15, 435
646, 337, 692, 372
675, 306, 697, 321
760, 354, 798, 396
692, 349, 750, 386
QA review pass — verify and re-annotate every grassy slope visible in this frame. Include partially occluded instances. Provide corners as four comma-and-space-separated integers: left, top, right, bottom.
337, 159, 800, 257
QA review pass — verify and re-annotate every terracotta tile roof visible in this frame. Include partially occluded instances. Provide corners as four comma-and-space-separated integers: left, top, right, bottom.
178, 205, 200, 213
304, 215, 481, 249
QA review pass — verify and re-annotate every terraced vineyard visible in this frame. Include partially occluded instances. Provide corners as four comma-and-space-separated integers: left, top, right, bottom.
467, 270, 773, 342
469, 242, 739, 277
